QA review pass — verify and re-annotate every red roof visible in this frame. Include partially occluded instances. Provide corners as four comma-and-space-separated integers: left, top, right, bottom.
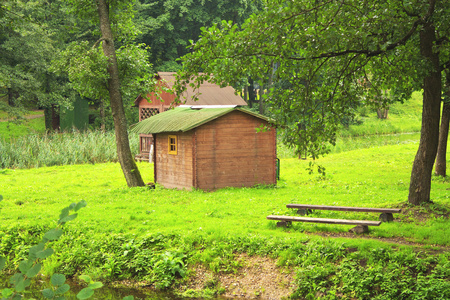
135, 72, 247, 107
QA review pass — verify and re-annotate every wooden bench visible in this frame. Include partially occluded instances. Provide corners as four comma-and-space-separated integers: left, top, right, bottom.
266, 215, 381, 233
286, 204, 401, 222
267, 204, 401, 233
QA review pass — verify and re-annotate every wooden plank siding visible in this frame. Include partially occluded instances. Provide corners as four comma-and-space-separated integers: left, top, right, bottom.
154, 132, 194, 190
194, 110, 276, 190
137, 81, 176, 122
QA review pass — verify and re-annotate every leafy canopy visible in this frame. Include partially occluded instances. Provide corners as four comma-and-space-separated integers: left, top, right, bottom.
177, 0, 449, 157
52, 0, 157, 109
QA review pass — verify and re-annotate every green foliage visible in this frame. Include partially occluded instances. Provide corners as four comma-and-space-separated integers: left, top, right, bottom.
0, 200, 85, 300
292, 249, 450, 299
134, 0, 262, 70
76, 275, 104, 300
151, 251, 187, 289
0, 0, 76, 116
64, 0, 137, 41
52, 42, 155, 108
177, 0, 448, 161
40, 274, 71, 299
0, 195, 133, 300
0, 195, 4, 272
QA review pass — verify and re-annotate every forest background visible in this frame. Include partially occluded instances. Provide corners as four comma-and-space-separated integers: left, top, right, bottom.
0, 0, 263, 130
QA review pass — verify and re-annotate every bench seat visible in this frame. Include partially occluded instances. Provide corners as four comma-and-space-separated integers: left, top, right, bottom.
266, 215, 381, 226
286, 204, 401, 214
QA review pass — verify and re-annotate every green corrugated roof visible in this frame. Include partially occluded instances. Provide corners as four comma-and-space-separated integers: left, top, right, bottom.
130, 107, 271, 134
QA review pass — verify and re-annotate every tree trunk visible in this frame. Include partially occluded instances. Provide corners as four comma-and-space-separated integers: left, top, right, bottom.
259, 84, 264, 115
408, 23, 441, 205
44, 107, 52, 131
51, 104, 60, 131
7, 88, 14, 106
99, 98, 106, 132
248, 77, 256, 108
97, 0, 145, 187
244, 85, 248, 104
434, 100, 449, 176
376, 91, 389, 119
376, 107, 389, 119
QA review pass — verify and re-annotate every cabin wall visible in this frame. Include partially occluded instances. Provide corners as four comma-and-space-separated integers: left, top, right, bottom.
154, 132, 194, 190
194, 110, 276, 190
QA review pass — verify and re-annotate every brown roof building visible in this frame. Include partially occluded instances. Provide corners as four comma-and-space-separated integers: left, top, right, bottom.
134, 72, 247, 161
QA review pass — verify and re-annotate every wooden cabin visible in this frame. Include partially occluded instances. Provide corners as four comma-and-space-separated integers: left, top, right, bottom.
131, 107, 277, 190
134, 72, 247, 161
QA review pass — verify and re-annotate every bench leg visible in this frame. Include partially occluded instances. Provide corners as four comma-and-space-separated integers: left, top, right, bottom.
296, 209, 313, 215
349, 225, 369, 234
276, 221, 292, 228
379, 213, 394, 222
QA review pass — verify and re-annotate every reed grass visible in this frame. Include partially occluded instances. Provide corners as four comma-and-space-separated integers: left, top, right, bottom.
0, 130, 139, 169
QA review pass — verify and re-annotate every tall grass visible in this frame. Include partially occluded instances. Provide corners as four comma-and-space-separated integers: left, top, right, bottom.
0, 130, 139, 169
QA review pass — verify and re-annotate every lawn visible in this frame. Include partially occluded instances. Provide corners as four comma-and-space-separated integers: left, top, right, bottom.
1, 140, 449, 246
0, 111, 46, 142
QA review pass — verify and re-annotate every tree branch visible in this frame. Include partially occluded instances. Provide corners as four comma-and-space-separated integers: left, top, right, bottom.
92, 37, 108, 49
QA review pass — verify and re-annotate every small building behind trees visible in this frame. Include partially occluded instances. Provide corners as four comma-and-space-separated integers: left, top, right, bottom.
131, 106, 277, 190
133, 72, 247, 161
44, 96, 89, 132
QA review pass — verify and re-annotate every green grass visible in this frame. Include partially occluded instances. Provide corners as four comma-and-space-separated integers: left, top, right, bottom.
341, 91, 423, 137
0, 142, 449, 246
1, 142, 449, 298
0, 107, 46, 142
0, 117, 46, 142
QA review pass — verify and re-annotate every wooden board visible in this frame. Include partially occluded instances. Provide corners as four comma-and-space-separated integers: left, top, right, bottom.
286, 204, 401, 214
266, 215, 382, 226
155, 132, 194, 189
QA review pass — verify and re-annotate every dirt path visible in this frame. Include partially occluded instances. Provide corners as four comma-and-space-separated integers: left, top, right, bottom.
0, 110, 44, 122
310, 231, 450, 253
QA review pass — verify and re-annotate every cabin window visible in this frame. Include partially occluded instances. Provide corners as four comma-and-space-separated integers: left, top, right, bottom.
168, 135, 177, 155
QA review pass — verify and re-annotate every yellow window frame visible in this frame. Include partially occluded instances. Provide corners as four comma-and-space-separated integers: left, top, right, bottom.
168, 135, 178, 155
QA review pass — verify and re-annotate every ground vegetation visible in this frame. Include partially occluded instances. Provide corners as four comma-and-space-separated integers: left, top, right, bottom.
0, 138, 449, 298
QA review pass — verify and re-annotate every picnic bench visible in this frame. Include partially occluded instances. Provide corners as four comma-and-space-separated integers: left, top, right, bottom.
267, 204, 401, 234
286, 204, 401, 222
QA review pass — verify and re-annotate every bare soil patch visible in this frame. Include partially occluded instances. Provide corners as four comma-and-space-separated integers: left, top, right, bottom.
179, 254, 296, 299
397, 201, 450, 223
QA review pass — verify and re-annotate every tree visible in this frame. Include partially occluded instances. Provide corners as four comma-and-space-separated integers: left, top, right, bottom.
177, 0, 449, 205
0, 0, 73, 125
60, 0, 154, 187
134, 0, 262, 71
97, 0, 145, 187
434, 70, 450, 177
